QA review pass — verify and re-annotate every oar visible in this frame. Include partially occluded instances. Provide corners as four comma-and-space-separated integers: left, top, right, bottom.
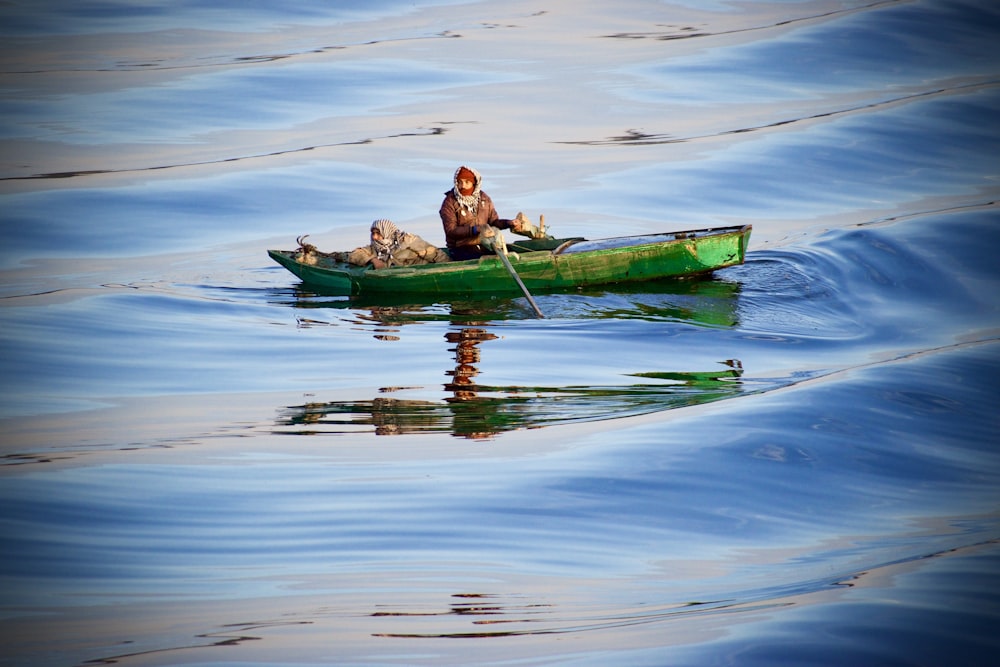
494, 230, 544, 318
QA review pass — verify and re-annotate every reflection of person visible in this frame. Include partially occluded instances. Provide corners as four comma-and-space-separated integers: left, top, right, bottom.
445, 328, 496, 400
444, 327, 501, 440
439, 165, 542, 260
348, 219, 449, 269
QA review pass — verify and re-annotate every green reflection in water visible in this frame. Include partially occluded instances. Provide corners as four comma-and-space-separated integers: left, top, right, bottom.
276, 327, 746, 440
275, 276, 749, 438
283, 274, 742, 327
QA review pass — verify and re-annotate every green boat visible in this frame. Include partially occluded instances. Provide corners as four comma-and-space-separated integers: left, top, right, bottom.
267, 224, 751, 297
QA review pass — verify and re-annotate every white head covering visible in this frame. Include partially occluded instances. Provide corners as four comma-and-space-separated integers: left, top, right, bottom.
370, 219, 404, 261
452, 165, 482, 215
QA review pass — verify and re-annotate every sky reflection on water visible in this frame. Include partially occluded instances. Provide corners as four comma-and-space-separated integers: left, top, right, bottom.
2, 1, 999, 665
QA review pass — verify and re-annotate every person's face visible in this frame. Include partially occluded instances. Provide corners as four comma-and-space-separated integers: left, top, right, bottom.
458, 177, 474, 192
371, 229, 383, 242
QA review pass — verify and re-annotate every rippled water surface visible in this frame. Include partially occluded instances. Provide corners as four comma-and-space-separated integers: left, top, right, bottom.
2, 1, 999, 665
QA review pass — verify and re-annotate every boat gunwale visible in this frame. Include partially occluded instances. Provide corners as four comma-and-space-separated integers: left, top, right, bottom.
269, 224, 751, 278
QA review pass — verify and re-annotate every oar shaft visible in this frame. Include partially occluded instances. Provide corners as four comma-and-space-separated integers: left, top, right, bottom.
497, 248, 544, 318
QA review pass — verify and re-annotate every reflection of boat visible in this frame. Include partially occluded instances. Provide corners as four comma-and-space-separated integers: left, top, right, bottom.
280, 274, 743, 328
268, 225, 751, 297
275, 365, 745, 439
275, 325, 747, 439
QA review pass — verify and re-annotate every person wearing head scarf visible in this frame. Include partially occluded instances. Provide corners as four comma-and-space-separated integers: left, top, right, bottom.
348, 218, 449, 268
439, 165, 540, 261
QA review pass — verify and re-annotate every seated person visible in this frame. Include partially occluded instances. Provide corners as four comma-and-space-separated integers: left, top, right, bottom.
440, 165, 545, 261
348, 219, 450, 269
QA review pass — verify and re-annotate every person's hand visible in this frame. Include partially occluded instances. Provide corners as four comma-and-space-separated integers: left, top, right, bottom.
512, 212, 545, 238
370, 258, 388, 269
478, 226, 499, 251
511, 212, 531, 234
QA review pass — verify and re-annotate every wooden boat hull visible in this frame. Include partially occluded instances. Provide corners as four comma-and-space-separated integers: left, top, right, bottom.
268, 224, 751, 297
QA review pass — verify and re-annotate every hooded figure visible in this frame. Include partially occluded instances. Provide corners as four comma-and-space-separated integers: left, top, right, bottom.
348, 219, 449, 268
439, 165, 533, 261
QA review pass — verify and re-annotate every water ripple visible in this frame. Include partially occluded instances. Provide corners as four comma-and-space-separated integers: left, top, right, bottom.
557, 78, 1000, 146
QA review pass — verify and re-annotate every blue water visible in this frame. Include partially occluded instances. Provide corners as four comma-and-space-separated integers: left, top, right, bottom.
2, 1, 999, 665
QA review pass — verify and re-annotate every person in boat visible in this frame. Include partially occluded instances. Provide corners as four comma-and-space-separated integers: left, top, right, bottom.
347, 218, 449, 269
439, 165, 544, 261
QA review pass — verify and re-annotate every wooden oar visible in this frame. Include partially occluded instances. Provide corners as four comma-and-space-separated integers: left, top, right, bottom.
495, 230, 544, 318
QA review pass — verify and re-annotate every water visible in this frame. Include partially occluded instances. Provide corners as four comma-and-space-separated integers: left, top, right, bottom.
2, 1, 999, 665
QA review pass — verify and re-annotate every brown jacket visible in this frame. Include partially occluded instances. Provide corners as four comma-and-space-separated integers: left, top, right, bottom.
439, 190, 515, 258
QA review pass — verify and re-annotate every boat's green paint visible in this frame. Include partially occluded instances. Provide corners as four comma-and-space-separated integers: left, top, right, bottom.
268, 225, 751, 297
